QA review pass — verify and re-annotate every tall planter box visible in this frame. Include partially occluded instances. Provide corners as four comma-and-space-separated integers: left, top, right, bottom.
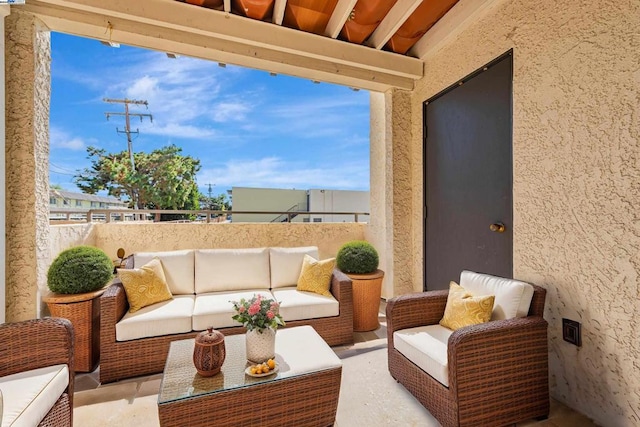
346, 270, 384, 332
43, 289, 105, 372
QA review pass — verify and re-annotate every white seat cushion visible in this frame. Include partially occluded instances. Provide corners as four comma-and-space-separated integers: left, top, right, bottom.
116, 295, 195, 341
460, 270, 534, 320
135, 250, 195, 295
270, 246, 319, 289
192, 290, 274, 331
271, 287, 339, 321
195, 248, 271, 293
394, 325, 453, 387
0, 364, 69, 427
276, 326, 342, 375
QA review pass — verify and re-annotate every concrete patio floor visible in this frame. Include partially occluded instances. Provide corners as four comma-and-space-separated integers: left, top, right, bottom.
74, 303, 599, 426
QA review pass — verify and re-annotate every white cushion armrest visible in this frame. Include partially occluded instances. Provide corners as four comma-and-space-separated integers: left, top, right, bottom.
0, 365, 69, 427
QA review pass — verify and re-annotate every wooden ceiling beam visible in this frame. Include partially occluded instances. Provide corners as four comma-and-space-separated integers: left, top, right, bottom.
367, 0, 423, 50
272, 0, 287, 25
223, 0, 231, 13
32, 0, 422, 81
324, 0, 357, 38
26, 0, 417, 91
410, 0, 500, 58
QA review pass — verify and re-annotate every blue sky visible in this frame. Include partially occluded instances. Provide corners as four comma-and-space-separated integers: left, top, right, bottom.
49, 32, 371, 198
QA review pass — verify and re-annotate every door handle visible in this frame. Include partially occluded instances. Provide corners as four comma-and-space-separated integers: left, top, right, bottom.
489, 222, 505, 233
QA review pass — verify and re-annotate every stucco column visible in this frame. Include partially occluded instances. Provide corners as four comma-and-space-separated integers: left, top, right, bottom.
0, 5, 9, 323
369, 89, 414, 299
5, 10, 51, 321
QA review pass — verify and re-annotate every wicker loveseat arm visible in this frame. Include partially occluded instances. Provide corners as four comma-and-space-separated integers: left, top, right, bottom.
330, 269, 352, 304
0, 317, 74, 379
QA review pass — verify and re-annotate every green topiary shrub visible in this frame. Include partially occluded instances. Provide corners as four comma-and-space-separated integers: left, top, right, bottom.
47, 246, 114, 294
336, 241, 379, 274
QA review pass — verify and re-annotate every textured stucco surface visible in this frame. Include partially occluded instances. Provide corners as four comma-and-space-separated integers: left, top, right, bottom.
5, 11, 50, 322
91, 223, 365, 262
369, 90, 414, 299
407, 0, 640, 425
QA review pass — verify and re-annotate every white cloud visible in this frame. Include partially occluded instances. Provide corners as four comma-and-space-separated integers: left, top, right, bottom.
199, 157, 369, 191
142, 122, 216, 139
98, 52, 235, 139
212, 101, 252, 122
50, 127, 86, 151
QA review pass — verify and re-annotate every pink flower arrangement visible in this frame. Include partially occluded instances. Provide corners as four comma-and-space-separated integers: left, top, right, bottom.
231, 294, 285, 332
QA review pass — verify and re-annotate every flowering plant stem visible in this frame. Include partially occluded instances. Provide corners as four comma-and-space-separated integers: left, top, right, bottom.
231, 294, 285, 332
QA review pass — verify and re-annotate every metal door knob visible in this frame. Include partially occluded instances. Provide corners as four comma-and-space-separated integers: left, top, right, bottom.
489, 222, 505, 233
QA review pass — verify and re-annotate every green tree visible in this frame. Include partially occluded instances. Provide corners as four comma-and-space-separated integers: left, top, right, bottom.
75, 145, 201, 219
199, 193, 231, 211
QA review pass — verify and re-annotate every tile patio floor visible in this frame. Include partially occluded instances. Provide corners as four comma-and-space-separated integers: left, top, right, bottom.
74, 302, 599, 426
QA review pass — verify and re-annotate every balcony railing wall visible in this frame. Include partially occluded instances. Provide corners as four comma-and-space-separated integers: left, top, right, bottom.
50, 222, 367, 264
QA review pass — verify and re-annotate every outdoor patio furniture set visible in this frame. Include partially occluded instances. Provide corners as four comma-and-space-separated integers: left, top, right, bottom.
99, 246, 354, 384
0, 254, 549, 426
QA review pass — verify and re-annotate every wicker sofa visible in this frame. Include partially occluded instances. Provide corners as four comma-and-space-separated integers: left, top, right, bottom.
387, 270, 549, 427
0, 317, 74, 427
100, 246, 353, 384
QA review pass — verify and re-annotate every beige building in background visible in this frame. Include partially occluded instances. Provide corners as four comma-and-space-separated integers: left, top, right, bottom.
0, 1, 638, 426
230, 187, 369, 223
49, 190, 128, 220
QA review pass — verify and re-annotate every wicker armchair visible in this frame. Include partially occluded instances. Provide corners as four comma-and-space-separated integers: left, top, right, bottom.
386, 280, 549, 427
0, 317, 74, 427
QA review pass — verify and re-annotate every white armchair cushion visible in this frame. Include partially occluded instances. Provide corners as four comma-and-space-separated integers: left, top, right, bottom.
271, 287, 339, 321
116, 295, 195, 341
195, 248, 271, 293
0, 364, 69, 427
394, 325, 453, 387
460, 270, 534, 320
270, 246, 319, 289
135, 250, 195, 295
192, 290, 274, 330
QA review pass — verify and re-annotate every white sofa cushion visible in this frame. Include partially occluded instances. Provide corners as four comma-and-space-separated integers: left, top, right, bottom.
270, 246, 319, 289
116, 295, 195, 341
460, 270, 534, 320
135, 250, 195, 295
192, 290, 274, 331
0, 364, 69, 427
394, 325, 453, 387
195, 248, 271, 293
271, 287, 339, 321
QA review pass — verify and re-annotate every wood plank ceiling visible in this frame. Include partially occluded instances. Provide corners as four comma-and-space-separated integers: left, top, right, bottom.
181, 0, 459, 57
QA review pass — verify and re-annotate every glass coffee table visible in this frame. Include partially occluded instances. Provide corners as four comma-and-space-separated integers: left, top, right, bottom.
157, 326, 343, 427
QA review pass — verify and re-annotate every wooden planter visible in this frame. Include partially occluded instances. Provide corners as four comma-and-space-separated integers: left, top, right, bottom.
43, 289, 105, 373
346, 270, 384, 332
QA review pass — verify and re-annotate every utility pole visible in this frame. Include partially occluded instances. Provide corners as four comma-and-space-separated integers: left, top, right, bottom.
104, 98, 152, 171
104, 98, 153, 210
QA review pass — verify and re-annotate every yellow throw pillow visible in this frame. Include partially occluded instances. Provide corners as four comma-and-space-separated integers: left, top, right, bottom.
439, 281, 495, 330
296, 254, 336, 297
118, 258, 173, 313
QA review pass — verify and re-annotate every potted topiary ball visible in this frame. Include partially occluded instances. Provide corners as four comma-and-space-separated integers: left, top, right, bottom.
336, 241, 384, 332
47, 245, 114, 294
44, 245, 114, 373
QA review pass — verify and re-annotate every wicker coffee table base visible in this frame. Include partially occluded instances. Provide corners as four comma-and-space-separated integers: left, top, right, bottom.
158, 367, 341, 427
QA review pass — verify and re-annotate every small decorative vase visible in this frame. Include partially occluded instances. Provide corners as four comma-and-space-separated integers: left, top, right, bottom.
245, 327, 276, 363
193, 327, 226, 377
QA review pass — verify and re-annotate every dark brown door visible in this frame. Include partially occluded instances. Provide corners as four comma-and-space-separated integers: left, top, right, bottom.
424, 52, 513, 291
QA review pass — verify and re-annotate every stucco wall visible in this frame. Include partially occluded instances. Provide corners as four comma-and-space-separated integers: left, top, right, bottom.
369, 90, 415, 299
407, 0, 639, 425
5, 11, 50, 322
92, 222, 366, 262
